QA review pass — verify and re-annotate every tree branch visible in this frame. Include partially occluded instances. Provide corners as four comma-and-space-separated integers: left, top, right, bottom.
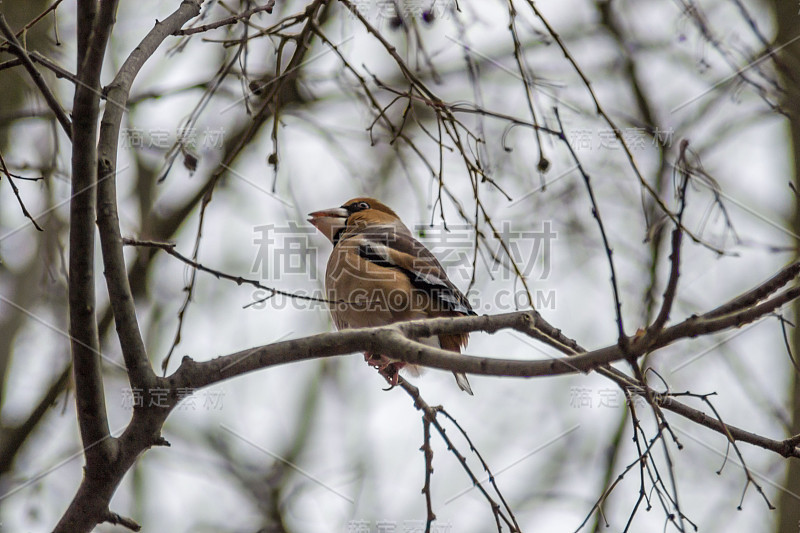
173, 0, 274, 35
172, 312, 615, 389
554, 108, 627, 344
97, 0, 202, 389
51, 256, 800, 532
399, 378, 519, 531
0, 14, 72, 139
168, 260, 800, 463
172, 275, 800, 389
704, 260, 800, 319
0, 364, 71, 476
66, 0, 120, 469
122, 238, 335, 305
0, 149, 43, 231
648, 140, 691, 333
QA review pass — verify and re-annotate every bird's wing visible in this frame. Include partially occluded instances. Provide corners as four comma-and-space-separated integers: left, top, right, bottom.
345, 224, 475, 316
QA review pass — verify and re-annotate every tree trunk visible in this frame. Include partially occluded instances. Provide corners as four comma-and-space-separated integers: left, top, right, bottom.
773, 0, 800, 531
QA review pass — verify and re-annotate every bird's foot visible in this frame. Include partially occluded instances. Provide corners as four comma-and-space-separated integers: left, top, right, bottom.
380, 362, 402, 391
364, 353, 403, 390
365, 353, 397, 371
364, 352, 387, 368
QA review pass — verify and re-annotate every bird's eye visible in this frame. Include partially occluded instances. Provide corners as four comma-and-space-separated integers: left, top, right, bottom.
356, 201, 370, 210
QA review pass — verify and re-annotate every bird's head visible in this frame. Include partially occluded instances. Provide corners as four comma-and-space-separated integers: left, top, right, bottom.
308, 197, 401, 243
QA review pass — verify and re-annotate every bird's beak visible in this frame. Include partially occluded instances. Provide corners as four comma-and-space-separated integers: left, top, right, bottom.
308, 207, 349, 243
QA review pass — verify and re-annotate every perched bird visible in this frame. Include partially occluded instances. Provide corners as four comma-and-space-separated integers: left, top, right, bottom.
308, 197, 475, 394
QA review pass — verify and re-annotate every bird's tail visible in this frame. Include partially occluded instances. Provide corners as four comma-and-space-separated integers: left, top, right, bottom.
453, 372, 474, 395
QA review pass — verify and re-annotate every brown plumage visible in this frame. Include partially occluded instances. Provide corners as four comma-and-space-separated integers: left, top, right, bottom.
309, 197, 474, 394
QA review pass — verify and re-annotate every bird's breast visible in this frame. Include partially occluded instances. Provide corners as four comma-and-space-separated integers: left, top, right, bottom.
325, 244, 429, 330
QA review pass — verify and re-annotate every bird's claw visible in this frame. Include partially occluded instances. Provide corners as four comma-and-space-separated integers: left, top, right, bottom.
364, 352, 385, 367
380, 363, 401, 391
364, 353, 402, 391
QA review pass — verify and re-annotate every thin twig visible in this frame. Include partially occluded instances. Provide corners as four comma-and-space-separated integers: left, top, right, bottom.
0, 150, 43, 231
420, 415, 436, 532
554, 108, 627, 344
6, 0, 64, 40
122, 238, 337, 305
398, 379, 519, 532
649, 139, 691, 332
437, 408, 521, 531
0, 14, 72, 139
173, 0, 275, 35
696, 393, 775, 510
777, 313, 800, 375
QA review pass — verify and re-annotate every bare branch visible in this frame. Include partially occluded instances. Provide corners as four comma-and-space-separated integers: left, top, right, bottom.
704, 261, 800, 319
650, 227, 683, 332
649, 139, 691, 333
173, 0, 275, 35
0, 364, 70, 476
172, 261, 800, 391
103, 511, 141, 532
1, 0, 64, 40
696, 393, 775, 510
157, 0, 321, 369
97, 0, 202, 389
399, 378, 519, 532
46, 257, 800, 532
122, 238, 335, 305
420, 414, 435, 532
0, 150, 43, 231
598, 365, 800, 459
554, 108, 627, 343
63, 0, 120, 472
0, 14, 72, 139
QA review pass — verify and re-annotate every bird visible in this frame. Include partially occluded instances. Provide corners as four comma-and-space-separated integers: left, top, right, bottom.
308, 197, 475, 394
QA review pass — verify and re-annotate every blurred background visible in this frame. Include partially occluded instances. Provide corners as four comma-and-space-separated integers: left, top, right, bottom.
0, 0, 798, 531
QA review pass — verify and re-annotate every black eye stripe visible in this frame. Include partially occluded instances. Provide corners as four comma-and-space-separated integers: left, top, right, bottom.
345, 201, 371, 214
